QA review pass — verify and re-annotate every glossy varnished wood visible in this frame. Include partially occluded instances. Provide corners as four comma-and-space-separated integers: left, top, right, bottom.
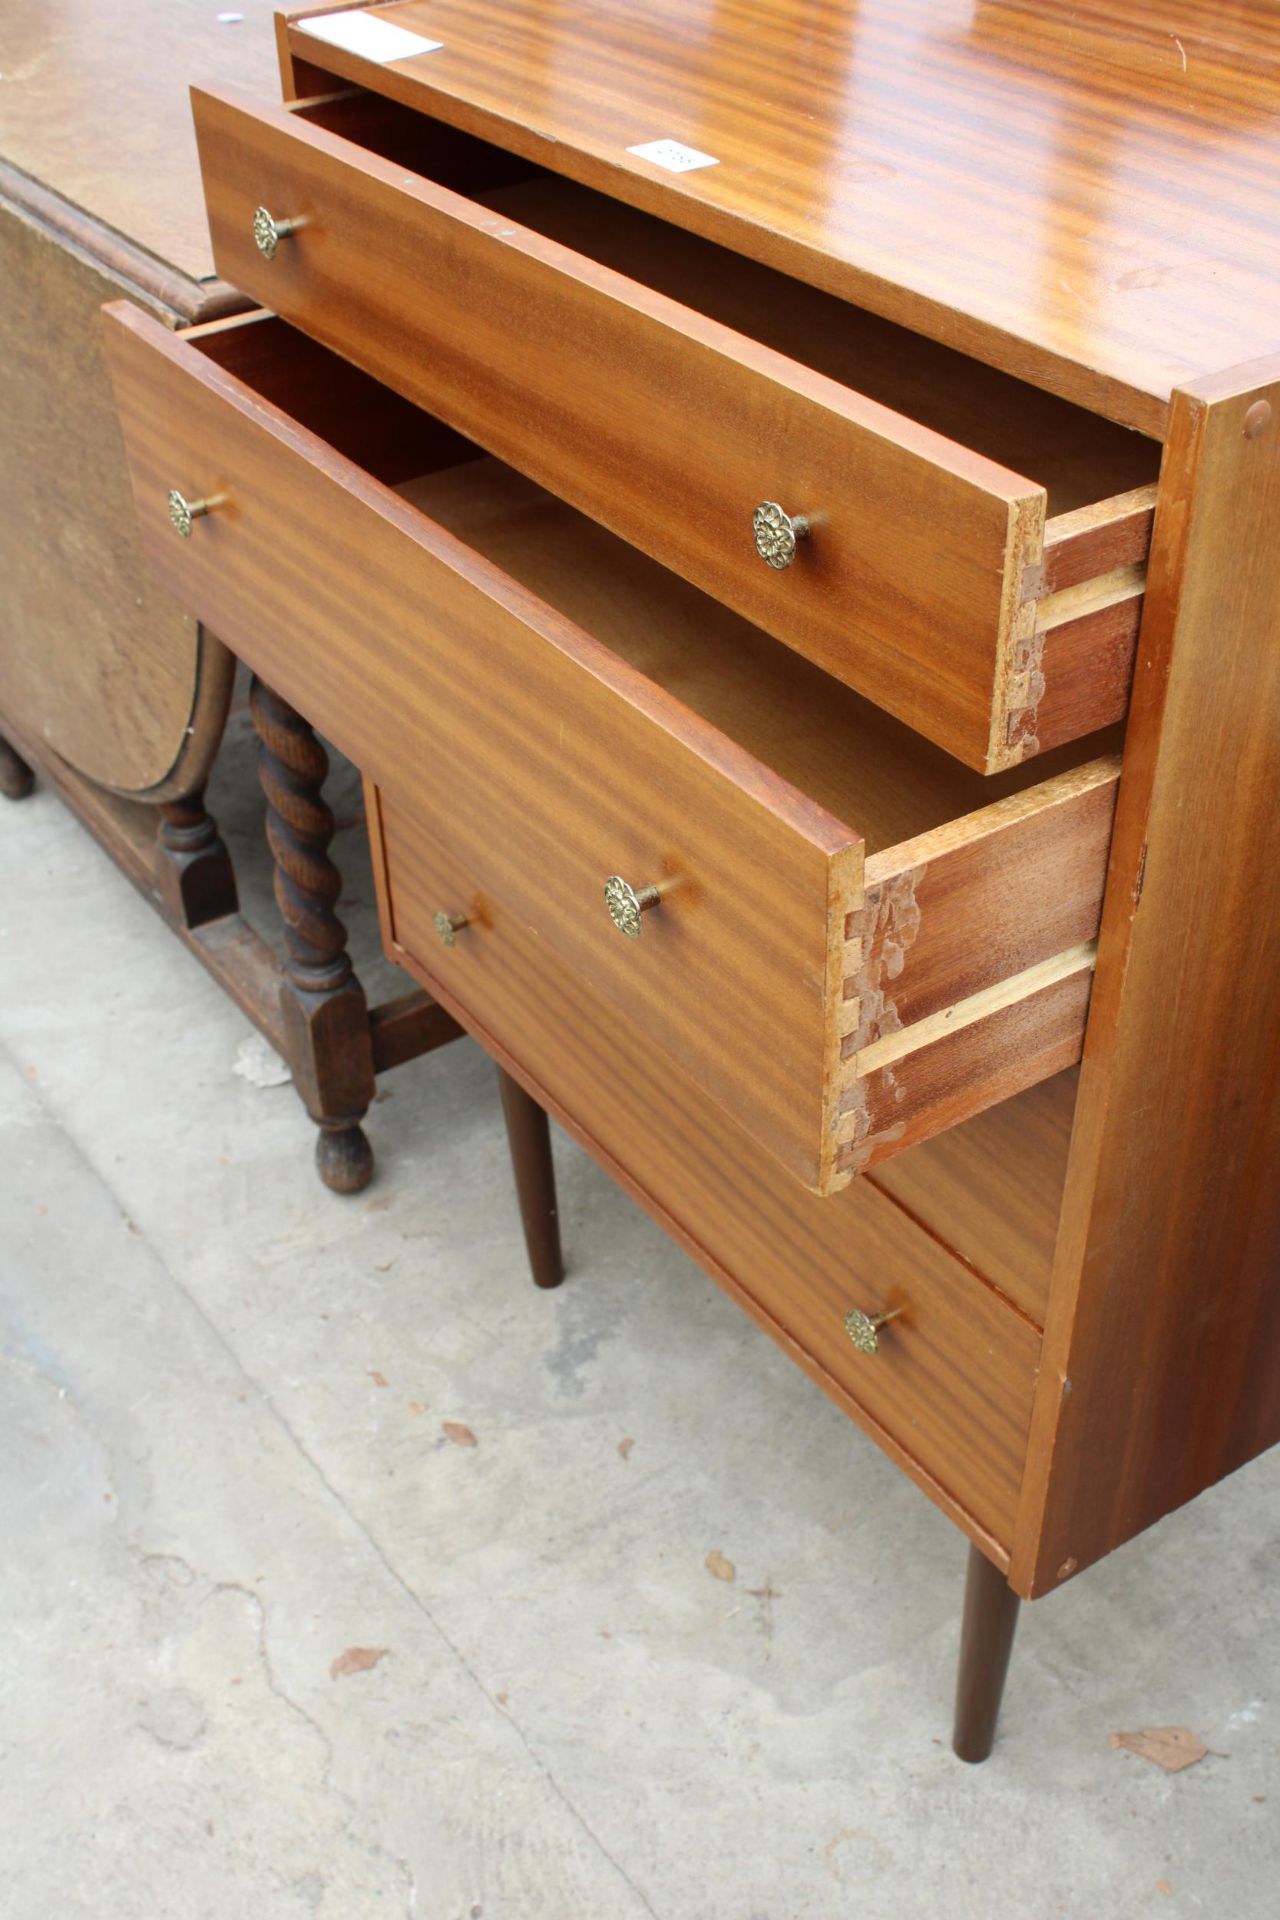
2, 0, 279, 282
282, 0, 1280, 436
102, 306, 1118, 1189
103, 305, 861, 1190
1011, 357, 1280, 1598
371, 787, 1043, 1553
190, 82, 1155, 770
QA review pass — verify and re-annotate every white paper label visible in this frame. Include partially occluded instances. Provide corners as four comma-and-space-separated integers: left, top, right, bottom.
626, 138, 719, 174
299, 9, 443, 64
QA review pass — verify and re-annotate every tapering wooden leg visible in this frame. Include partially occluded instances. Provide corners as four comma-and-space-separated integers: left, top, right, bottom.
0, 734, 34, 800
497, 1067, 564, 1289
154, 786, 238, 929
952, 1543, 1021, 1763
250, 676, 376, 1194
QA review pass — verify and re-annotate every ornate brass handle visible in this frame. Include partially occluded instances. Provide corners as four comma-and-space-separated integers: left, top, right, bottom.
753, 500, 811, 569
604, 875, 661, 939
432, 910, 471, 947
167, 489, 224, 539
253, 205, 305, 259
843, 1305, 904, 1355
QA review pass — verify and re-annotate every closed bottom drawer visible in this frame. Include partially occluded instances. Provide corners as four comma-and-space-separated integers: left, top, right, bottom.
371, 792, 1042, 1555
105, 306, 1119, 1196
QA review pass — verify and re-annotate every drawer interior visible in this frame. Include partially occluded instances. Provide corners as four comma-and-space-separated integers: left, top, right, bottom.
394, 461, 1118, 855
868, 1068, 1076, 1329
295, 92, 1162, 515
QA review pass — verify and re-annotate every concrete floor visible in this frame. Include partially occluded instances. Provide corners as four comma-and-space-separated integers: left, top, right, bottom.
1, 702, 1277, 1920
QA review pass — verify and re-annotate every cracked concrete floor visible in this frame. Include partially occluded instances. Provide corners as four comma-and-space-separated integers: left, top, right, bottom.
2, 700, 1278, 1919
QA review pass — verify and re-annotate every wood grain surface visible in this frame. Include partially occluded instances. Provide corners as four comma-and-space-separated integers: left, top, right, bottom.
192, 82, 1159, 771
869, 1071, 1076, 1330
0, 197, 232, 795
104, 304, 1115, 1188
1, 0, 279, 280
103, 303, 865, 1190
374, 788, 1043, 1553
193, 85, 1034, 770
1011, 356, 1280, 1599
280, 0, 1280, 435
0, 1, 282, 794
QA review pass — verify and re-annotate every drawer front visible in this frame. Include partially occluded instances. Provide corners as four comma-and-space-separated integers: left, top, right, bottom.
191, 85, 1047, 772
372, 791, 1041, 1553
102, 302, 859, 1192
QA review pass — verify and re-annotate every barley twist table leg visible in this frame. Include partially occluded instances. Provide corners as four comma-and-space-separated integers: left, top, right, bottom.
155, 786, 238, 928
249, 676, 375, 1193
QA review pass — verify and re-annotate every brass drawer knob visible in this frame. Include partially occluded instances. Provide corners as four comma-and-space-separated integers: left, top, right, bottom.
167, 488, 223, 539
753, 500, 811, 569
432, 909, 470, 947
843, 1305, 904, 1355
604, 875, 661, 939
253, 205, 305, 259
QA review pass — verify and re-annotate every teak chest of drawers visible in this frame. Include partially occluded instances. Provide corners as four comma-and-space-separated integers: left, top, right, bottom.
104, 0, 1280, 1760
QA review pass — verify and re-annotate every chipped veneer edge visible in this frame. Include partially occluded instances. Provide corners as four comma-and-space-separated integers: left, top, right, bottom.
987, 488, 1048, 773
841, 752, 1119, 1050
818, 838, 867, 1195
830, 939, 1095, 1192
996, 484, 1157, 770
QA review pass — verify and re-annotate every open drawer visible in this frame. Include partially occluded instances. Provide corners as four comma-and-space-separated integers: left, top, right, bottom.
103, 303, 1119, 1194
189, 83, 1160, 773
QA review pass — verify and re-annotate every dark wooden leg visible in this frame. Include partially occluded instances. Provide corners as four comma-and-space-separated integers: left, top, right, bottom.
952, 1543, 1022, 1763
0, 733, 34, 800
155, 786, 238, 929
497, 1067, 564, 1289
250, 676, 376, 1194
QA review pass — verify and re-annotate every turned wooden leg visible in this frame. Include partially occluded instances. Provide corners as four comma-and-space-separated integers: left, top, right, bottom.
155, 786, 238, 929
497, 1067, 565, 1289
0, 734, 34, 800
250, 676, 376, 1194
952, 1543, 1022, 1763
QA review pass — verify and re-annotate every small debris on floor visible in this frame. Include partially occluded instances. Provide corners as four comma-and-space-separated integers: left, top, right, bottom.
617, 1436, 635, 1460
367, 1370, 389, 1388
232, 1033, 292, 1089
1108, 1727, 1212, 1772
705, 1549, 736, 1583
443, 1421, 478, 1448
329, 1646, 389, 1681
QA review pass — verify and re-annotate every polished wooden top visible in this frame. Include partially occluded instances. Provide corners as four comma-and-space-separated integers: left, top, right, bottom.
288, 0, 1280, 436
1, 0, 278, 279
